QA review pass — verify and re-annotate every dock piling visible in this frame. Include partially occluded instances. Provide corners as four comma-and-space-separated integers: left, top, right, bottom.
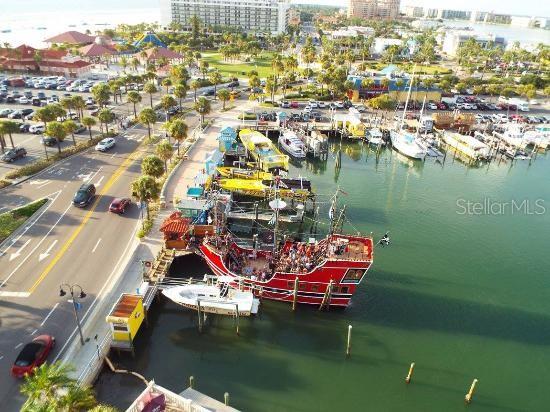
292, 278, 299, 311
235, 303, 240, 336
465, 378, 478, 404
405, 362, 415, 384
189, 375, 194, 389
224, 392, 230, 406
197, 301, 202, 333
346, 325, 352, 357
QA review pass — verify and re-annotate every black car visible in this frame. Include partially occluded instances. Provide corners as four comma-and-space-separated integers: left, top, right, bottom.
19, 123, 31, 132
73, 183, 96, 207
6, 95, 15, 103
37, 92, 47, 100
41, 135, 57, 146
1, 147, 27, 162
74, 124, 86, 134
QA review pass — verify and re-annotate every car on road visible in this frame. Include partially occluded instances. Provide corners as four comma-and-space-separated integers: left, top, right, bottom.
41, 135, 58, 146
29, 124, 45, 134
73, 183, 96, 207
1, 147, 27, 163
95, 137, 116, 152
109, 198, 131, 214
11, 335, 55, 378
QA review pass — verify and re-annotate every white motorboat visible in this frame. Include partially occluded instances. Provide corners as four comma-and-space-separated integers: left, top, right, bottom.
366, 128, 385, 146
278, 130, 306, 158
162, 282, 260, 316
390, 130, 427, 160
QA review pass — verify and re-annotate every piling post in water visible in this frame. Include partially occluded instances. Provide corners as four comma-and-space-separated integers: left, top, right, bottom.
405, 362, 415, 384
346, 325, 352, 357
197, 301, 202, 333
235, 303, 240, 336
464, 379, 478, 404
189, 375, 194, 389
292, 277, 299, 311
224, 392, 230, 406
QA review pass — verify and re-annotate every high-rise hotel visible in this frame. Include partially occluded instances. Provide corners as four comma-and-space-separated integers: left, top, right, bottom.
347, 0, 400, 20
160, 0, 291, 34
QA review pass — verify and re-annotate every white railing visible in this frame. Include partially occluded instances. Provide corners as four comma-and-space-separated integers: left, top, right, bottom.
77, 331, 112, 385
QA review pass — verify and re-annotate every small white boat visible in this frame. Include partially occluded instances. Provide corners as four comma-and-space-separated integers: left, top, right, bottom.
390, 130, 427, 160
162, 282, 260, 316
366, 128, 385, 146
278, 130, 306, 159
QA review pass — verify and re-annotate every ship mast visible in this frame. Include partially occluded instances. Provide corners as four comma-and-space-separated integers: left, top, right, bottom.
400, 65, 416, 131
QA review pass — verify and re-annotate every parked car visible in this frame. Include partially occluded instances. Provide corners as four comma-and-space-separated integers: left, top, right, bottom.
37, 92, 46, 100
23, 90, 33, 99
427, 103, 438, 110
1, 147, 27, 163
74, 124, 86, 134
41, 135, 57, 146
279, 100, 290, 108
11, 335, 55, 378
334, 102, 344, 109
73, 183, 96, 207
109, 198, 131, 214
95, 137, 116, 152
0, 108, 14, 118
29, 124, 45, 134
19, 123, 31, 133
317, 101, 327, 108
290, 101, 299, 108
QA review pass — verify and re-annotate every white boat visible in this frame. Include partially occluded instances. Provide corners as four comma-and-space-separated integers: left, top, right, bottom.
366, 128, 385, 146
162, 282, 260, 316
390, 130, 427, 159
493, 124, 527, 149
442, 131, 490, 160
278, 130, 306, 158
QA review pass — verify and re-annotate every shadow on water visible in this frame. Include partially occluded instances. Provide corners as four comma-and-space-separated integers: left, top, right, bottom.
362, 276, 550, 346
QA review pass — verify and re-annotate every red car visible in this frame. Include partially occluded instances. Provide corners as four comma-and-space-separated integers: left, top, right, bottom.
11, 335, 55, 378
109, 198, 131, 214
290, 101, 299, 108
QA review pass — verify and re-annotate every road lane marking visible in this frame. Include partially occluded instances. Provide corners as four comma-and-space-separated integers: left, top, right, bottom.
0, 190, 62, 258
30, 329, 38, 335
0, 202, 72, 290
0, 356, 3, 361
9, 239, 31, 261
92, 238, 102, 253
40, 303, 59, 327
110, 152, 117, 158
29, 179, 48, 186
14, 343, 23, 349
38, 239, 58, 262
95, 176, 105, 187
28, 149, 143, 295
37, 181, 51, 189
0, 291, 31, 297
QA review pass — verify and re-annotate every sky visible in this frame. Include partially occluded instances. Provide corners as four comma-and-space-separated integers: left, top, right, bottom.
295, 0, 548, 18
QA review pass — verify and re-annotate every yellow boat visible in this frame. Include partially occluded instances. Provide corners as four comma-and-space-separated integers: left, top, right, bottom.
239, 129, 289, 172
218, 178, 312, 200
216, 167, 273, 180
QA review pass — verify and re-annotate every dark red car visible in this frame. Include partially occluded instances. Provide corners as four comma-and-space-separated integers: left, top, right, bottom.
290, 101, 299, 108
109, 198, 131, 214
11, 335, 55, 378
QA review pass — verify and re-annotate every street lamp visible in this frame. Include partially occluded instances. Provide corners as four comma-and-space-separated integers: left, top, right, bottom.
59, 283, 87, 346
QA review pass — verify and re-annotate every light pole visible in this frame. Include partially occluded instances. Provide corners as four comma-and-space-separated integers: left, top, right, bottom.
59, 283, 87, 346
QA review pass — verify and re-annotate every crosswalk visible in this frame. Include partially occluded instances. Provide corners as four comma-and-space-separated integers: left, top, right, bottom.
123, 133, 144, 142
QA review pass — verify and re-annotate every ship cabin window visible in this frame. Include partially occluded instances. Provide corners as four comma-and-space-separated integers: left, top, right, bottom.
311, 285, 319, 292
113, 325, 128, 332
341, 269, 365, 283
340, 286, 349, 294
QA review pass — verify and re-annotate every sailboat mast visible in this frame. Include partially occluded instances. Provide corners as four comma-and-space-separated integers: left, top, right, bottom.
400, 66, 416, 130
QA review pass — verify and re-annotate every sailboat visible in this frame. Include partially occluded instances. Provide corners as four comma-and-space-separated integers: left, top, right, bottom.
390, 70, 427, 160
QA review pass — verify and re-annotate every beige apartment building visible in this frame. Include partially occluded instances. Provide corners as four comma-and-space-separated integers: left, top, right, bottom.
347, 0, 400, 20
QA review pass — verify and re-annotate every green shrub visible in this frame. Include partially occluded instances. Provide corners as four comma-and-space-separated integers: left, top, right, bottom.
0, 180, 10, 189
0, 198, 47, 242
137, 219, 153, 239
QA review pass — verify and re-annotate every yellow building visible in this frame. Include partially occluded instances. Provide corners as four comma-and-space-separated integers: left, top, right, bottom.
106, 294, 145, 347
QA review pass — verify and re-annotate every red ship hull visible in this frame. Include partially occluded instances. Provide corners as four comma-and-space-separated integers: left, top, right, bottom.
199, 234, 374, 308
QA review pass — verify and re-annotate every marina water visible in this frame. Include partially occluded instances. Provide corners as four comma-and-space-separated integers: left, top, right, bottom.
96, 142, 550, 411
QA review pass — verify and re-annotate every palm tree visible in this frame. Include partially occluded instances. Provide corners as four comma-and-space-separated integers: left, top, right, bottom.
138, 108, 157, 139
63, 119, 78, 146
98, 108, 115, 134
130, 57, 140, 72
217, 88, 230, 110
199, 60, 209, 80
71, 95, 86, 119
190, 79, 201, 102
120, 56, 128, 72
194, 96, 211, 126
141, 155, 165, 178
60, 97, 74, 118
91, 83, 111, 107
160, 95, 177, 122
34, 106, 56, 128
161, 78, 172, 95
81, 116, 96, 141
0, 120, 19, 148
173, 83, 188, 107
167, 118, 188, 155
143, 82, 158, 108
127, 91, 142, 118
20, 362, 78, 410
208, 70, 222, 100
156, 139, 174, 173
45, 121, 67, 153
131, 175, 161, 220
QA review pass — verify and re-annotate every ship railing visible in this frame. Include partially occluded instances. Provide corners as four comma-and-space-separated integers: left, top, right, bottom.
77, 331, 112, 385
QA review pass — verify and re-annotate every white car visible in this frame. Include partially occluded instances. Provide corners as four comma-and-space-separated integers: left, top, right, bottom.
303, 105, 312, 113
309, 102, 319, 109
29, 124, 46, 134
335, 102, 344, 109
95, 137, 116, 152
18, 97, 30, 104
317, 101, 327, 108
427, 103, 437, 110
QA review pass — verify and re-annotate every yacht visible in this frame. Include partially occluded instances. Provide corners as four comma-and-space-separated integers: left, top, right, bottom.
278, 130, 306, 158
366, 128, 385, 146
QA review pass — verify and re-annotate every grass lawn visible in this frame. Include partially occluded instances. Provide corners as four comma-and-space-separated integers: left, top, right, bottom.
201, 51, 275, 79
0, 199, 48, 243
361, 60, 452, 75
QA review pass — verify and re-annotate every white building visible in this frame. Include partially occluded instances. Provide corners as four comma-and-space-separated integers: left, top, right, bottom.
403, 6, 424, 18
442, 31, 506, 56
160, 0, 290, 34
330, 26, 375, 39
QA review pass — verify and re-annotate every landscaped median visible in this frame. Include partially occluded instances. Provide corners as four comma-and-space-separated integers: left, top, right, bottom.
0, 198, 48, 243
2, 134, 114, 183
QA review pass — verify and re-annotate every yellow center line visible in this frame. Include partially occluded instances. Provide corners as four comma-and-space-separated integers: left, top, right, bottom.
27, 149, 144, 295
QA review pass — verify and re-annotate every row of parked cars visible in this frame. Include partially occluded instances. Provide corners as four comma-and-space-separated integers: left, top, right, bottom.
475, 113, 549, 124
278, 100, 353, 110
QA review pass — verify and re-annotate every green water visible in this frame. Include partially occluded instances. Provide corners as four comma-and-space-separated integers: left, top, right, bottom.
97, 143, 550, 412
